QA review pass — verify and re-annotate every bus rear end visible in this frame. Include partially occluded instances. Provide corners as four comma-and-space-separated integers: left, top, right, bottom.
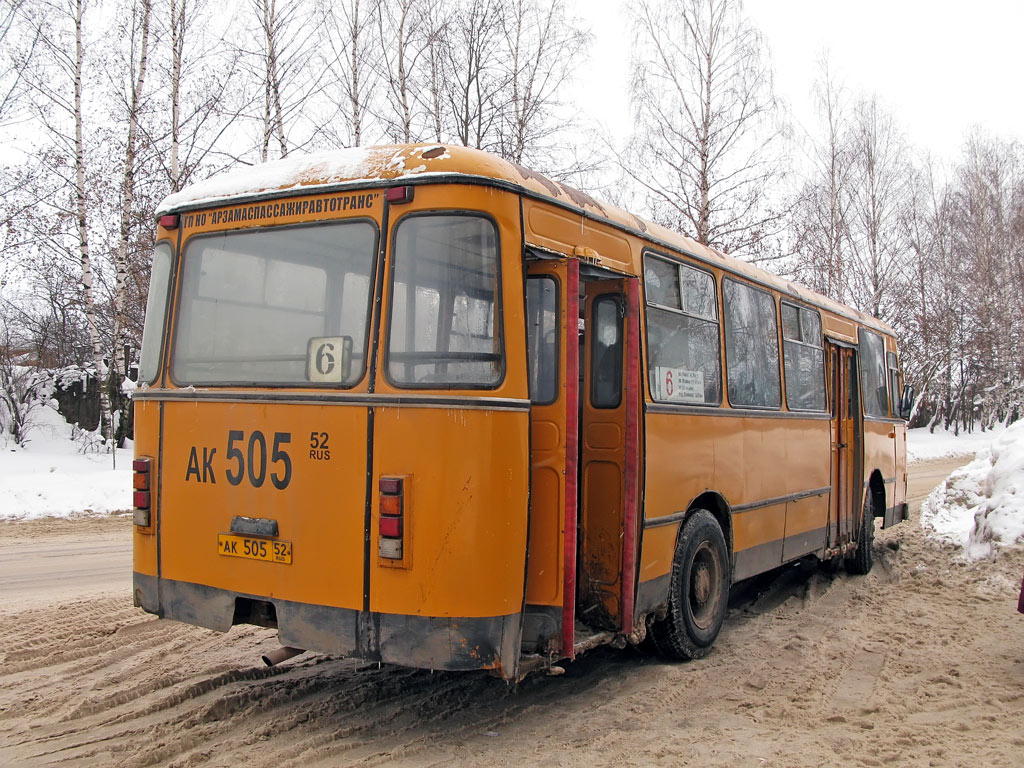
133, 176, 530, 678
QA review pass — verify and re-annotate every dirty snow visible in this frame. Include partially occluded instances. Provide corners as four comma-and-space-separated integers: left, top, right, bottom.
0, 403, 132, 521
920, 420, 1024, 558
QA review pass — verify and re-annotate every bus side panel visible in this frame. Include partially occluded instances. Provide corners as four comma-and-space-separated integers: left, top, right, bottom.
863, 419, 897, 510
159, 401, 368, 619
780, 417, 831, 560
639, 411, 715, 587
894, 420, 908, 511
370, 406, 529, 672
133, 400, 160, 598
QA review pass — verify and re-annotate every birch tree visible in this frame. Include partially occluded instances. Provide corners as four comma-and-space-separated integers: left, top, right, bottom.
157, 0, 245, 192
374, 0, 422, 144
243, 0, 326, 161
625, 0, 787, 258
107, 0, 153, 446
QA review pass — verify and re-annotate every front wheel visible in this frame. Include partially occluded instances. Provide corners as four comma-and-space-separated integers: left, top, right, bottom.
651, 510, 730, 660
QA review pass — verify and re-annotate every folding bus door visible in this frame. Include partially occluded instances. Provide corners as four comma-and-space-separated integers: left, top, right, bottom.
578, 277, 641, 634
524, 257, 579, 657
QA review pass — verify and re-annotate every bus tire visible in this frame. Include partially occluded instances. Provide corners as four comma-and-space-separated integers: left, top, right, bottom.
845, 497, 875, 575
651, 510, 730, 661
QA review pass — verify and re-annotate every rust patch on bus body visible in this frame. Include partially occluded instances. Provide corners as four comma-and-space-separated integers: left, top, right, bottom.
557, 183, 607, 216
511, 161, 562, 198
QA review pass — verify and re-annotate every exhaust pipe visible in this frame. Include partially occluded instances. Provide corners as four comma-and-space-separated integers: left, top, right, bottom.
261, 646, 306, 667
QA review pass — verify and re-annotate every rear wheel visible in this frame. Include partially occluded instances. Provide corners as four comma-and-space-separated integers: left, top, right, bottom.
651, 510, 730, 660
845, 495, 876, 575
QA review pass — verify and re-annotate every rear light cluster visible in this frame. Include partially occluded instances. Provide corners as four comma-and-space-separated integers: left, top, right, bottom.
133, 458, 152, 527
378, 477, 405, 560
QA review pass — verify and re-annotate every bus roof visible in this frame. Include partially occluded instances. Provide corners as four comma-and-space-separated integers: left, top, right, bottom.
157, 144, 895, 337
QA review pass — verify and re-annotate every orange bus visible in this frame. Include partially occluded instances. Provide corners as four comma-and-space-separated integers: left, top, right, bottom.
133, 144, 911, 678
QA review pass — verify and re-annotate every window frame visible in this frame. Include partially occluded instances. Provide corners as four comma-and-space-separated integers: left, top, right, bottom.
722, 276, 782, 411
139, 240, 175, 385
780, 299, 827, 413
642, 251, 723, 407
590, 292, 624, 409
383, 210, 506, 391
887, 350, 901, 418
526, 274, 560, 406
858, 327, 889, 419
169, 218, 380, 388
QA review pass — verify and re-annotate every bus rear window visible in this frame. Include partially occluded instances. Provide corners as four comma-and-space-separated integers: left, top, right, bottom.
386, 214, 502, 387
172, 221, 377, 385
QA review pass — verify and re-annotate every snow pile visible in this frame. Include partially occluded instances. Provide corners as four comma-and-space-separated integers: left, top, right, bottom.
0, 403, 131, 520
907, 424, 1006, 462
921, 420, 1024, 559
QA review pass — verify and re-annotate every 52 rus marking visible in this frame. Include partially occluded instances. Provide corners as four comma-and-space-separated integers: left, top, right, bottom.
185, 430, 295, 490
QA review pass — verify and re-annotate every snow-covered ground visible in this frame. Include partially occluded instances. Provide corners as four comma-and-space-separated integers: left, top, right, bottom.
0, 404, 132, 521
2, 406, 1022, 562
906, 423, 1006, 462
920, 420, 1024, 559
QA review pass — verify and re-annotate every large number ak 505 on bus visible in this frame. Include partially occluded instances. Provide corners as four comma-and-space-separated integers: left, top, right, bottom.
133, 145, 912, 678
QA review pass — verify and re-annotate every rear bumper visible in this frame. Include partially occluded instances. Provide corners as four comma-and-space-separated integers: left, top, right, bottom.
133, 573, 521, 677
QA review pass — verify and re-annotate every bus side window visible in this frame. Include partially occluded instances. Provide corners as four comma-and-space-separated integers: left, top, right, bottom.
591, 295, 622, 408
887, 351, 900, 418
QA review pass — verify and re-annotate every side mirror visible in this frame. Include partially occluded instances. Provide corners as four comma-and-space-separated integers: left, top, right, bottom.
899, 384, 914, 421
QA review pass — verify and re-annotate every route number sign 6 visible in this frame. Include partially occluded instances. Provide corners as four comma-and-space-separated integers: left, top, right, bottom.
307, 336, 353, 383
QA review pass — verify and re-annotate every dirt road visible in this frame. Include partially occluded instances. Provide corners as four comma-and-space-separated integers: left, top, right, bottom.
1, 458, 1022, 767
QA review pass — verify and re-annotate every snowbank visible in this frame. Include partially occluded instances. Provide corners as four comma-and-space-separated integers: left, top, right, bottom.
907, 423, 1006, 462
0, 404, 131, 520
920, 420, 1024, 559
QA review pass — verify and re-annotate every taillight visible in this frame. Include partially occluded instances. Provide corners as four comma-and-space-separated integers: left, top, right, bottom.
158, 213, 179, 229
384, 185, 414, 204
133, 458, 153, 527
378, 476, 405, 560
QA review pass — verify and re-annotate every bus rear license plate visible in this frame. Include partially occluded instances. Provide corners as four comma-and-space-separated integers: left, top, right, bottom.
218, 534, 292, 564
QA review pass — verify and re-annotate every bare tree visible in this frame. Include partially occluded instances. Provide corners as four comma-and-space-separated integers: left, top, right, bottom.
319, 0, 381, 148
0, 0, 42, 127
625, 0, 787, 258
241, 0, 327, 161
374, 0, 421, 144
152, 0, 246, 191
788, 57, 853, 302
497, 0, 589, 168
104, 0, 153, 449
442, 0, 506, 151
845, 96, 911, 321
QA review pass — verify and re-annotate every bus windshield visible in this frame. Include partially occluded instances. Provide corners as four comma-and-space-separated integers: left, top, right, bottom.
172, 221, 378, 385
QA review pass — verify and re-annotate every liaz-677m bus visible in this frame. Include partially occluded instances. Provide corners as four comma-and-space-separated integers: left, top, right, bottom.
132, 144, 912, 679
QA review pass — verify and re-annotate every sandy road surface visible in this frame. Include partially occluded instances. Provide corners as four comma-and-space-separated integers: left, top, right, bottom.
1, 458, 1022, 767
0, 517, 131, 613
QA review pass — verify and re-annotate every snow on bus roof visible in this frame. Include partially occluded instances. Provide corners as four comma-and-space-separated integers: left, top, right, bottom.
158, 144, 893, 337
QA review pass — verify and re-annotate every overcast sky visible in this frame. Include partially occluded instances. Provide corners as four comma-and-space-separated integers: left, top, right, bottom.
571, 0, 1024, 161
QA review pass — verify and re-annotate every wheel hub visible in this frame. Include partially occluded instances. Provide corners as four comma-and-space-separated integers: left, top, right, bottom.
693, 563, 711, 606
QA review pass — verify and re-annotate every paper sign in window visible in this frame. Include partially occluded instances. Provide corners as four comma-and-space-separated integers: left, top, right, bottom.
655, 366, 704, 403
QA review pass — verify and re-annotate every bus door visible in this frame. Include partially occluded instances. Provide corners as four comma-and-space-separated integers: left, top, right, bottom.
828, 343, 863, 550
578, 276, 641, 634
524, 257, 578, 657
